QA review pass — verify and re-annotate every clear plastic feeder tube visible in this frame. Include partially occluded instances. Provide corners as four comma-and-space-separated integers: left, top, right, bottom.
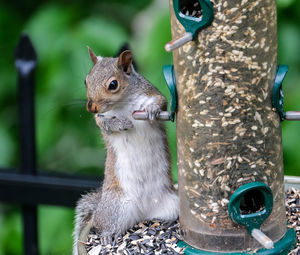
171, 0, 287, 252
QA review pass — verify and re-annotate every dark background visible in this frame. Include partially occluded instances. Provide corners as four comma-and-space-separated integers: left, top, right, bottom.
0, 0, 299, 253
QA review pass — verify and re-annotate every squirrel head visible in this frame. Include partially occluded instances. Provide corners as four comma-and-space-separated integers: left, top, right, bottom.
85, 47, 133, 114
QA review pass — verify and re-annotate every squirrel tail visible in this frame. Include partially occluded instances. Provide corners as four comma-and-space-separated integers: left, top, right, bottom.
77, 219, 93, 255
73, 190, 101, 255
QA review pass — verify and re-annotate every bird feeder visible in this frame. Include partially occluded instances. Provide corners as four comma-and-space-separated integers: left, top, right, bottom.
167, 0, 297, 254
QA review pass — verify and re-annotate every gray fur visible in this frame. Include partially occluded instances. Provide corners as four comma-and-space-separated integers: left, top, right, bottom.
95, 115, 134, 134
73, 51, 178, 255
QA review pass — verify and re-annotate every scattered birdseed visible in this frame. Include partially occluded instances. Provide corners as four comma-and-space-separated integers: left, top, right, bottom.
287, 188, 300, 255
86, 189, 299, 254
86, 220, 184, 255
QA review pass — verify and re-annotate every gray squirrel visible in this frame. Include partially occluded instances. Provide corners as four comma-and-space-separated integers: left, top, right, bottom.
73, 48, 179, 255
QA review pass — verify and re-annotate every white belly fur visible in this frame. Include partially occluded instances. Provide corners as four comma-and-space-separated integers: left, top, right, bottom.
106, 96, 178, 221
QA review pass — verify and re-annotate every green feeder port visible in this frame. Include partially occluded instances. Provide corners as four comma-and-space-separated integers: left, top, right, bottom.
228, 182, 274, 246
272, 65, 300, 121
162, 65, 178, 122
178, 182, 296, 254
165, 0, 214, 52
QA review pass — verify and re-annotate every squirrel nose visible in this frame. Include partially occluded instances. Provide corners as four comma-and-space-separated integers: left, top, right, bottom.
86, 100, 99, 113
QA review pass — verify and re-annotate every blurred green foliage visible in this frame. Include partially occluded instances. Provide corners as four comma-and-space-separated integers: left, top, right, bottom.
0, 0, 299, 254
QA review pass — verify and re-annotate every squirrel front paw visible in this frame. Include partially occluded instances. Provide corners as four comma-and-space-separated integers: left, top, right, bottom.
95, 114, 134, 134
145, 103, 161, 121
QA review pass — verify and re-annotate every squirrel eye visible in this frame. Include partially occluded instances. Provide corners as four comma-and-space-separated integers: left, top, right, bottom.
107, 80, 119, 91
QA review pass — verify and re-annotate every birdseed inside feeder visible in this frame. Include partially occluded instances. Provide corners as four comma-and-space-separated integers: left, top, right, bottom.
168, 0, 297, 254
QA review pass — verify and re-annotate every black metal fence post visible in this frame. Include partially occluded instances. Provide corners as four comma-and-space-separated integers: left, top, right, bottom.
15, 33, 39, 255
0, 32, 101, 254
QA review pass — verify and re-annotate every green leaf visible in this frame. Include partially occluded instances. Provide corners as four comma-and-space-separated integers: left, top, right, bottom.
277, 0, 295, 8
39, 206, 74, 254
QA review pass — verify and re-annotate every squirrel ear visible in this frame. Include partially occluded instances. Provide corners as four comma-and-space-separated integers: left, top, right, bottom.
87, 46, 98, 65
117, 50, 133, 75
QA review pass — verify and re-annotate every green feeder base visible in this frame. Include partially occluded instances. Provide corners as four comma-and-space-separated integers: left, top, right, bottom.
178, 228, 296, 255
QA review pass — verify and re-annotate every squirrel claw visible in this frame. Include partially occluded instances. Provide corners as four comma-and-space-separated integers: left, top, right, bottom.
100, 235, 112, 246
145, 103, 161, 122
95, 114, 133, 133
149, 113, 155, 121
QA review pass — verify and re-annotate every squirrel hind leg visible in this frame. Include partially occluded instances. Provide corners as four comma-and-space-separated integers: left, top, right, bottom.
146, 191, 179, 222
